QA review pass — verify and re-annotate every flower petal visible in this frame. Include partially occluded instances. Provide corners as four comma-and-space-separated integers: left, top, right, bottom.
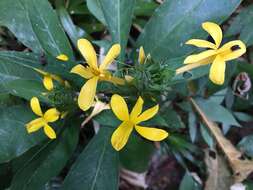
70, 64, 94, 79
138, 46, 146, 64
218, 40, 246, 61
184, 50, 217, 64
111, 121, 134, 151
56, 54, 69, 61
101, 74, 125, 85
202, 22, 222, 48
30, 97, 43, 116
209, 55, 226, 85
77, 39, 98, 70
110, 94, 129, 121
135, 125, 168, 141
44, 108, 60, 122
78, 76, 99, 111
44, 124, 56, 139
135, 104, 159, 124
99, 44, 121, 71
185, 39, 216, 49
26, 118, 45, 133
130, 96, 144, 122
43, 75, 54, 91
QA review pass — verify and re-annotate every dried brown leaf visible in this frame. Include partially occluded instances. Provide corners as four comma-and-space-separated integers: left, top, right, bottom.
190, 98, 253, 182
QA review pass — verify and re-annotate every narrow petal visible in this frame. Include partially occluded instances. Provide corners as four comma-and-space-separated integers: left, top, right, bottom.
135, 125, 168, 141
77, 39, 98, 70
43, 75, 54, 91
44, 108, 60, 122
70, 64, 94, 79
130, 96, 144, 122
202, 22, 222, 48
44, 124, 56, 139
218, 40, 246, 61
184, 50, 217, 64
138, 46, 146, 64
78, 76, 98, 111
186, 39, 216, 49
102, 74, 125, 85
135, 105, 159, 124
209, 56, 226, 85
110, 94, 129, 121
56, 54, 69, 61
26, 118, 45, 133
111, 121, 134, 151
176, 55, 216, 75
30, 97, 43, 116
34, 68, 47, 76
99, 44, 121, 71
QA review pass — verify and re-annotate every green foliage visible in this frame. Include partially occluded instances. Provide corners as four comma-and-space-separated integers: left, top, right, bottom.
0, 0, 252, 189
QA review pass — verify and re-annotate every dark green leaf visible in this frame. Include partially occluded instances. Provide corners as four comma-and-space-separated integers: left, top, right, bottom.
0, 0, 42, 52
87, 0, 106, 24
97, 0, 135, 61
200, 123, 214, 148
120, 133, 155, 172
56, 0, 88, 47
137, 0, 241, 61
27, 0, 74, 58
4, 79, 50, 102
62, 127, 119, 190
0, 105, 45, 163
238, 135, 253, 157
179, 172, 202, 190
10, 123, 79, 190
195, 98, 241, 127
162, 106, 185, 129
226, 4, 253, 46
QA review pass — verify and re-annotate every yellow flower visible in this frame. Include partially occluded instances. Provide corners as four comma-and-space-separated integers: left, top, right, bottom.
176, 22, 246, 85
110, 94, 168, 151
70, 39, 125, 111
26, 97, 60, 139
138, 46, 146, 64
35, 54, 69, 91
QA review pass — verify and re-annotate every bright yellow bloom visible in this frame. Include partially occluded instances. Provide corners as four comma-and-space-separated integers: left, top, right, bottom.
26, 97, 60, 139
138, 46, 146, 64
176, 22, 246, 85
70, 39, 125, 111
35, 54, 69, 91
110, 94, 168, 151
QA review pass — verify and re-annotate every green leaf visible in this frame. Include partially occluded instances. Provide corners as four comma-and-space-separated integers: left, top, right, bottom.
195, 98, 241, 127
162, 106, 185, 129
188, 112, 197, 143
97, 0, 135, 61
137, 0, 241, 61
0, 51, 75, 81
87, 0, 106, 24
179, 172, 202, 190
27, 0, 73, 58
226, 4, 253, 46
56, 0, 88, 48
0, 52, 41, 85
4, 79, 50, 102
200, 123, 214, 148
0, 105, 45, 163
62, 127, 119, 190
238, 135, 253, 157
10, 123, 79, 190
0, 0, 74, 58
120, 133, 155, 172
0, 0, 42, 52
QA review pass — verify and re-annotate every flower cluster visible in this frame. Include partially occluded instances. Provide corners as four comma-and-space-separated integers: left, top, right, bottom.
25, 22, 246, 151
